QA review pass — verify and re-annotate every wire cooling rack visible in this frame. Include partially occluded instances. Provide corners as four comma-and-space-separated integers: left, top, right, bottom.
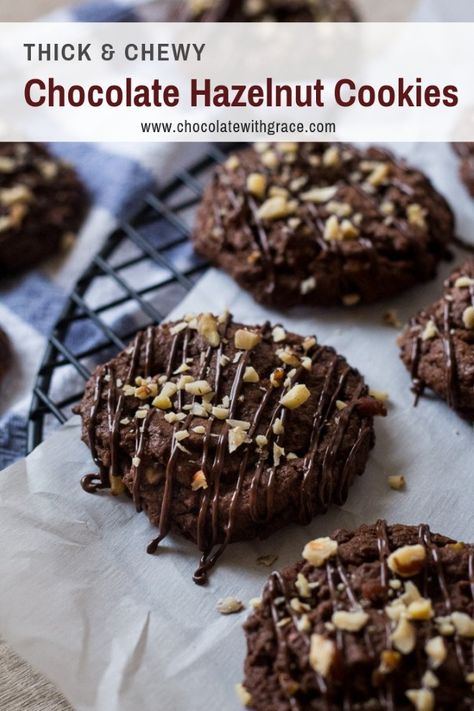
27, 144, 238, 451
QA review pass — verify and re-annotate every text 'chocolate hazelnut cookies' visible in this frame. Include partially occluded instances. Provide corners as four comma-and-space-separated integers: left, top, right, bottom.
76, 313, 385, 583
193, 143, 455, 308
241, 521, 474, 711
0, 143, 88, 274
399, 258, 474, 421
161, 0, 358, 22
453, 143, 474, 198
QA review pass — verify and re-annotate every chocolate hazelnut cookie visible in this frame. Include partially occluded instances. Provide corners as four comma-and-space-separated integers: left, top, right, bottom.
76, 313, 385, 583
193, 143, 455, 308
453, 143, 474, 198
399, 258, 474, 421
156, 0, 358, 22
241, 520, 474, 711
0, 143, 88, 274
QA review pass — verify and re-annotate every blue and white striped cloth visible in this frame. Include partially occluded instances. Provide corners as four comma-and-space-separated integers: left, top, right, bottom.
0, 1, 209, 469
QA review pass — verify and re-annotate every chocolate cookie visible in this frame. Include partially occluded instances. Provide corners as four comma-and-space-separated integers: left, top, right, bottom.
399, 258, 474, 421
193, 143, 455, 308
76, 313, 385, 583
241, 520, 474, 711
453, 143, 474, 198
0, 143, 88, 273
156, 0, 358, 22
0, 327, 11, 383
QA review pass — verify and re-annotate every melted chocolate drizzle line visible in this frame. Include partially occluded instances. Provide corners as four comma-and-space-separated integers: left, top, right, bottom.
419, 525, 468, 678
442, 299, 458, 410
193, 350, 251, 583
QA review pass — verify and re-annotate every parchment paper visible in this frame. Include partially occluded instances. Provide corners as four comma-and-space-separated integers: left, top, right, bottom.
0, 142, 474, 711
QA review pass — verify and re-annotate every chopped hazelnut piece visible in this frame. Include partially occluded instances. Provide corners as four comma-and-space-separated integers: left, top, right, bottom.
234, 329, 262, 350
401, 581, 422, 605
225, 155, 240, 171
217, 596, 244, 614
421, 671, 439, 689
235, 683, 252, 707
324, 214, 342, 241
273, 443, 285, 466
0, 184, 32, 206
300, 276, 317, 295
379, 649, 401, 674
197, 313, 221, 347
300, 185, 338, 203
302, 537, 338, 567
451, 611, 474, 637
309, 634, 336, 677
323, 146, 340, 167
421, 320, 438, 341
367, 162, 390, 187
342, 294, 361, 306
454, 275, 474, 288
297, 614, 311, 632
391, 617, 416, 654
261, 150, 278, 169
303, 336, 317, 352
175, 429, 189, 442
185, 380, 213, 396
246, 172, 267, 200
435, 615, 455, 636
387, 544, 426, 577
169, 321, 188, 335
405, 688, 434, 711
280, 383, 310, 410
277, 348, 300, 367
380, 200, 395, 216
332, 609, 369, 632
407, 598, 433, 620
462, 306, 474, 330
272, 326, 286, 342
406, 204, 428, 230
249, 597, 262, 609
191, 470, 208, 491
383, 309, 402, 328
243, 366, 260, 383
335, 400, 347, 411
295, 572, 311, 598
257, 195, 296, 221
132, 456, 141, 467
340, 219, 359, 239
425, 636, 446, 668
152, 394, 172, 410
388, 475, 406, 491
228, 426, 249, 453
255, 434, 268, 448
212, 406, 230, 420
369, 389, 389, 402
326, 200, 352, 218
273, 418, 284, 435
270, 367, 285, 387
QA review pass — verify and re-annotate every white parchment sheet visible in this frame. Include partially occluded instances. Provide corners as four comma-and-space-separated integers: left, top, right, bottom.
0, 142, 474, 711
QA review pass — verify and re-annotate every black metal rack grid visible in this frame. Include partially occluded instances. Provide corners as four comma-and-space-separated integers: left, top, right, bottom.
27, 144, 238, 452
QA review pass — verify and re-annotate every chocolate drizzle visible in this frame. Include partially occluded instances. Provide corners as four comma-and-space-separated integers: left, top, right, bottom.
79, 314, 381, 583
255, 521, 474, 709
